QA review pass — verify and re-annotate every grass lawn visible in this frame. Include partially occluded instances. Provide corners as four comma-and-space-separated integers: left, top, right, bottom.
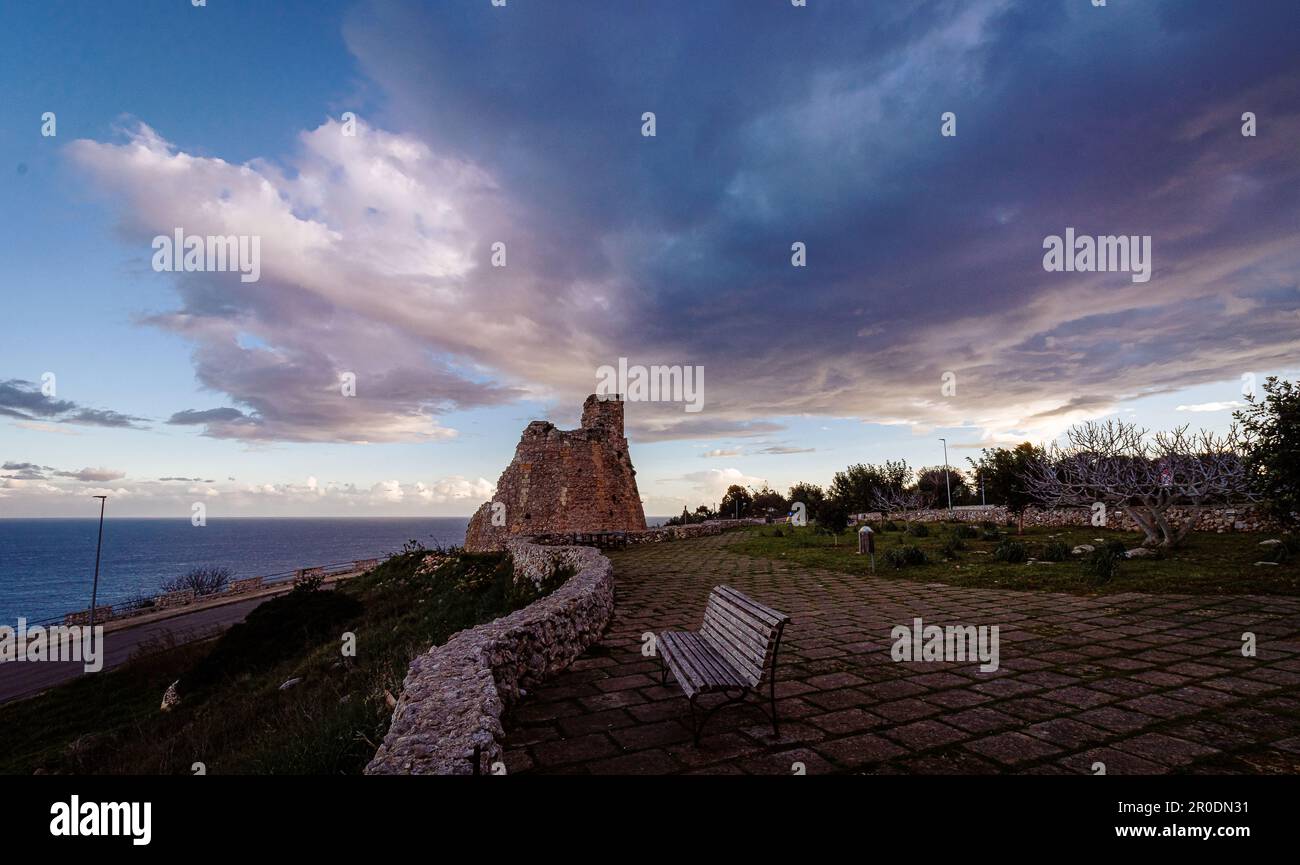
731, 522, 1300, 596
0, 547, 567, 775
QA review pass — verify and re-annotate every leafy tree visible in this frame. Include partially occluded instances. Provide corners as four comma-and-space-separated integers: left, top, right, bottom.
828, 460, 909, 513
750, 485, 789, 517
967, 442, 1041, 532
786, 481, 825, 515
1235, 377, 1300, 527
814, 497, 850, 544
916, 465, 972, 508
665, 504, 718, 526
719, 484, 754, 519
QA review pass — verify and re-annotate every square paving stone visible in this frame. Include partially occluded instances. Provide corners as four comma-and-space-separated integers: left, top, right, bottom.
816, 733, 909, 767
965, 732, 1063, 765
883, 719, 970, 750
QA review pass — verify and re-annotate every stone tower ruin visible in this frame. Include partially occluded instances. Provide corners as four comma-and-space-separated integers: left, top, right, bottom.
464, 394, 647, 551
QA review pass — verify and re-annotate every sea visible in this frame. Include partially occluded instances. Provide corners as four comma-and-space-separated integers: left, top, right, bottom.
0, 515, 673, 625
0, 517, 469, 625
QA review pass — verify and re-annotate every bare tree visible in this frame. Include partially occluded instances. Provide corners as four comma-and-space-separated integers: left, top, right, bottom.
162, 566, 233, 596
875, 487, 930, 525
1023, 420, 1254, 549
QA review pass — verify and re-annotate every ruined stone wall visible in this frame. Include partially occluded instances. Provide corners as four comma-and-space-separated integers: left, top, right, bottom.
365, 542, 614, 775
464, 395, 646, 551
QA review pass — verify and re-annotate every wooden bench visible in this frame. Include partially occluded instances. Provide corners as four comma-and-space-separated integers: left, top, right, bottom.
657, 585, 791, 744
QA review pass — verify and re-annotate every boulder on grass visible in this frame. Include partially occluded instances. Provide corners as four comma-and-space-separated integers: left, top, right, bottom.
160, 680, 181, 712
1072, 544, 1095, 556
1125, 548, 1158, 559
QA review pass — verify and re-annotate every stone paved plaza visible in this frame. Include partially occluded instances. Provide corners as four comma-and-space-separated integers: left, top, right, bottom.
501, 531, 1300, 775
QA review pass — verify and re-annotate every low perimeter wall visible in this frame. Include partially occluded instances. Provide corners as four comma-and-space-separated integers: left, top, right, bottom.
527, 517, 769, 547
365, 541, 614, 775
861, 504, 1282, 534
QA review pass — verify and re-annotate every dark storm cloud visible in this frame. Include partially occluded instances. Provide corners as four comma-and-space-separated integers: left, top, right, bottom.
345, 0, 1300, 441
70, 2, 1300, 449
0, 380, 148, 429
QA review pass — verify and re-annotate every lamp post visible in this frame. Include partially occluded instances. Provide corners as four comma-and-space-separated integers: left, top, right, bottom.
88, 495, 107, 631
939, 438, 953, 515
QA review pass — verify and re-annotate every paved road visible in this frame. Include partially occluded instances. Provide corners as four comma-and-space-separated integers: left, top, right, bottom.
0, 595, 273, 705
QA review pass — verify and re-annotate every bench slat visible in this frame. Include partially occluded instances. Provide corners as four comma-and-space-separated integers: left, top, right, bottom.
701, 610, 769, 684
715, 585, 787, 626
704, 598, 773, 654
660, 631, 747, 695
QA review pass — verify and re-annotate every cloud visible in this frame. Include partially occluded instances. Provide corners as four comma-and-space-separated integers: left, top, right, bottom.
672, 468, 769, 503
53, 467, 127, 482
0, 380, 147, 429
59, 0, 1300, 452
1176, 401, 1244, 412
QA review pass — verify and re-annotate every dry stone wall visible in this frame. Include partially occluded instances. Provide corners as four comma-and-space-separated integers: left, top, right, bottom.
365, 542, 614, 775
525, 517, 768, 547
862, 504, 1283, 533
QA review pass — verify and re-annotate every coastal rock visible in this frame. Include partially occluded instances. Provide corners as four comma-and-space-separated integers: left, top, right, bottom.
160, 680, 181, 712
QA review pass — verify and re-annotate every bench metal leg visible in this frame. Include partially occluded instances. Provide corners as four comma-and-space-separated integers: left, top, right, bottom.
688, 689, 752, 745
768, 623, 786, 739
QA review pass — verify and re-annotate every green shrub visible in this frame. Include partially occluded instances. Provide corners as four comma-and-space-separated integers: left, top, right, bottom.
954, 524, 979, 539
1082, 546, 1123, 585
885, 545, 928, 569
882, 520, 899, 532
981, 527, 1001, 542
906, 522, 930, 538
771, 527, 784, 538
1042, 539, 1072, 562
993, 539, 1028, 563
940, 536, 965, 560
980, 520, 997, 531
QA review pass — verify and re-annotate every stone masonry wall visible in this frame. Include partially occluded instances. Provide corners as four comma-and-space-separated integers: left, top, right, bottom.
861, 504, 1283, 533
365, 542, 614, 775
525, 517, 768, 547
464, 394, 647, 551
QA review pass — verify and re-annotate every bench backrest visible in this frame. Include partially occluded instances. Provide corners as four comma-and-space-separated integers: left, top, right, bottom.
699, 585, 790, 688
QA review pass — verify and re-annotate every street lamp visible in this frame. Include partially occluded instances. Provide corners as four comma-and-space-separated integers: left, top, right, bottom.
939, 438, 953, 514
88, 495, 107, 631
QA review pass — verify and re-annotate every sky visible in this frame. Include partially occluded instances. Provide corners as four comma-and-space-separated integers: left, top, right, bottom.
1, 0, 1297, 518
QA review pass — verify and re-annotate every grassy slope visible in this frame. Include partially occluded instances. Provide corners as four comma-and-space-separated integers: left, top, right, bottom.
0, 548, 564, 775
731, 523, 1300, 596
